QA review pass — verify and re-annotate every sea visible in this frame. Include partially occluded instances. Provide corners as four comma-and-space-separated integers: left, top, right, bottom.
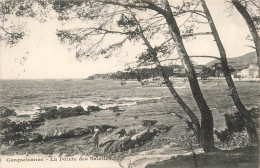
0, 79, 259, 132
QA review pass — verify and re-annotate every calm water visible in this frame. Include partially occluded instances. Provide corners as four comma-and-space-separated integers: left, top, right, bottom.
0, 79, 259, 130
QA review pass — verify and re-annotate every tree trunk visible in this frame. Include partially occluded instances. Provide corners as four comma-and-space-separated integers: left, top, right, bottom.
133, 14, 201, 142
201, 0, 258, 144
232, 0, 260, 77
153, 56, 201, 142
161, 0, 215, 152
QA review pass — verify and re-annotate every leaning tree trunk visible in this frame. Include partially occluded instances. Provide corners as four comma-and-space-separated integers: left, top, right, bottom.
153, 55, 201, 143
161, 0, 215, 152
232, 0, 260, 77
132, 14, 201, 143
201, 0, 259, 144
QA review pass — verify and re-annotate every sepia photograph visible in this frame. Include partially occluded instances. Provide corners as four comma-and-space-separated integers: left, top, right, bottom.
0, 0, 259, 167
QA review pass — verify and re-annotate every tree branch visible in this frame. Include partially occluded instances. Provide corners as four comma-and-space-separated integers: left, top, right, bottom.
100, 0, 150, 10
182, 32, 212, 37
170, 112, 194, 131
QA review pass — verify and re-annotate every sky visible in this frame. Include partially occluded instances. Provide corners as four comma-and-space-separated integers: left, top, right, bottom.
0, 0, 255, 79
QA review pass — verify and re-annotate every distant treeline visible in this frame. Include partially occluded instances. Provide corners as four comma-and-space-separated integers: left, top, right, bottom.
86, 65, 186, 80
86, 64, 236, 80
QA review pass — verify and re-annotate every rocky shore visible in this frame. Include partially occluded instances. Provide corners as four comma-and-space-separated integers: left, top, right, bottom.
1, 105, 259, 168
0, 106, 172, 156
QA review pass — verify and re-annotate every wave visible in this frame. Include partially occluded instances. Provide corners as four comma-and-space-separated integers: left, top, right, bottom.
56, 101, 98, 110
135, 86, 186, 89
12, 96, 161, 116
118, 102, 137, 106
175, 86, 186, 89
100, 102, 138, 110
99, 103, 118, 109
13, 105, 41, 116
80, 101, 98, 109
135, 86, 168, 89
119, 97, 161, 101
100, 97, 114, 101
56, 103, 79, 108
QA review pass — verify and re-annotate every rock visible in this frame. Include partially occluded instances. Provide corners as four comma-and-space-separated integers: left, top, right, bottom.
40, 148, 54, 155
115, 113, 120, 116
42, 125, 117, 142
100, 128, 158, 153
115, 128, 126, 136
131, 130, 148, 141
99, 134, 121, 148
57, 130, 63, 136
109, 106, 119, 112
87, 106, 101, 112
118, 136, 131, 150
41, 106, 57, 111
28, 116, 45, 128
101, 141, 114, 154
5, 132, 24, 145
0, 119, 42, 145
99, 139, 115, 148
141, 120, 157, 126
100, 125, 117, 132
99, 128, 125, 147
16, 114, 30, 118
0, 106, 16, 118
107, 128, 113, 132
138, 131, 156, 145
40, 107, 59, 119
151, 124, 172, 133
133, 115, 139, 119
108, 140, 122, 153
56, 131, 74, 139
126, 129, 136, 136
169, 142, 178, 147
0, 118, 13, 129
71, 106, 84, 112
29, 133, 43, 142
65, 127, 90, 137
12, 138, 29, 145
40, 106, 89, 120
123, 140, 136, 150
109, 106, 126, 112
131, 129, 156, 145
88, 125, 116, 133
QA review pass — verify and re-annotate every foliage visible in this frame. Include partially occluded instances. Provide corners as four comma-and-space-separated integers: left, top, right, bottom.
233, 1, 259, 29
215, 108, 259, 145
214, 131, 250, 150
227, 0, 260, 43
86, 65, 178, 80
87, 63, 231, 80
51, 0, 204, 64
0, 0, 50, 46
174, 131, 199, 148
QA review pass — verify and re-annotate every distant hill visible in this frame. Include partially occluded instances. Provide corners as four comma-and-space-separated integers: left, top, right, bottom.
206, 52, 257, 70
87, 52, 257, 80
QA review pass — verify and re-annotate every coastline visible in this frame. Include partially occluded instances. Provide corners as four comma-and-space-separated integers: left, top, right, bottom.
0, 80, 259, 168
